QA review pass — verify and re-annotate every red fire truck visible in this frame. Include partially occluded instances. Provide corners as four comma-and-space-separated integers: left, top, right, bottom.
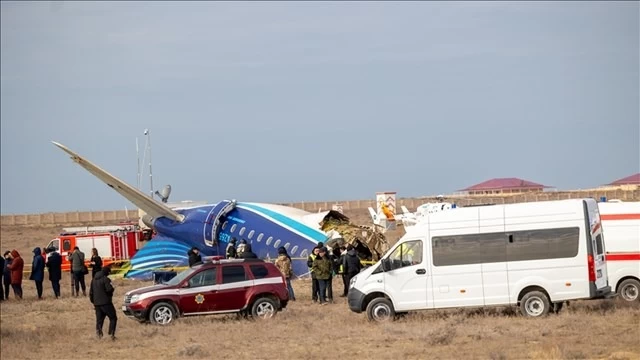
44, 222, 152, 272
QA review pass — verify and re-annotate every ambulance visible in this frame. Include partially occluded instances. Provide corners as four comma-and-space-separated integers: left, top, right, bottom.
44, 223, 152, 271
599, 200, 640, 302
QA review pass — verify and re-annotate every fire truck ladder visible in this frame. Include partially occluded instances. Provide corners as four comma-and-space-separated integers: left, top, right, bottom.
204, 200, 237, 247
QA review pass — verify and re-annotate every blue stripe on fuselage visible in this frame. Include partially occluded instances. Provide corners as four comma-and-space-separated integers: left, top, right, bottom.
237, 203, 326, 242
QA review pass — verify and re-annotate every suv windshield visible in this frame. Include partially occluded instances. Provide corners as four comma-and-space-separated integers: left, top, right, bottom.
164, 267, 198, 286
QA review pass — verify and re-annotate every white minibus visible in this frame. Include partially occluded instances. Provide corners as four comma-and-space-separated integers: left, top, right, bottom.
348, 198, 612, 321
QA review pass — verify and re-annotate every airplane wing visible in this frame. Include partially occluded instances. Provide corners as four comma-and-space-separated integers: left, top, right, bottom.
52, 141, 185, 223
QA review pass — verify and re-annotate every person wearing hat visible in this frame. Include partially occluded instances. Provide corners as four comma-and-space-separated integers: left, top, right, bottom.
90, 265, 117, 340
275, 246, 295, 301
226, 238, 238, 259
312, 247, 333, 305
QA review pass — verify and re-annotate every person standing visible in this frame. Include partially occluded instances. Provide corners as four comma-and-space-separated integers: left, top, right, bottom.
90, 266, 117, 340
46, 247, 62, 298
7, 250, 24, 299
187, 247, 202, 267
90, 248, 103, 279
69, 247, 86, 297
3, 251, 12, 300
342, 245, 362, 296
226, 238, 238, 259
29, 247, 45, 299
306, 246, 321, 302
275, 246, 296, 301
312, 247, 333, 305
0, 255, 4, 301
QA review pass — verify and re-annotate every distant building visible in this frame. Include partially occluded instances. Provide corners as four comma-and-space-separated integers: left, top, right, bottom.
459, 177, 551, 196
605, 173, 640, 188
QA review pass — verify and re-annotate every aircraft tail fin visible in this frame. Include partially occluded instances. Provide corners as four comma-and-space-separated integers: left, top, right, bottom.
52, 141, 185, 223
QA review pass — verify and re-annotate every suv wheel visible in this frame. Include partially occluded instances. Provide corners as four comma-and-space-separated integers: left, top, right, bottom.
149, 302, 176, 325
251, 297, 278, 319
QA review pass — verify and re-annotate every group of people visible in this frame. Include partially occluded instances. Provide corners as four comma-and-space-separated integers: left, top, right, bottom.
0, 245, 117, 340
0, 246, 106, 301
188, 238, 362, 306
307, 241, 362, 305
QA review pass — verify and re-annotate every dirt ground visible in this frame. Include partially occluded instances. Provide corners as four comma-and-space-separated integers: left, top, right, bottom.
1, 219, 639, 360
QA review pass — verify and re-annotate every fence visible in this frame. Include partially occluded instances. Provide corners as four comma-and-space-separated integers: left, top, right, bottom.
2, 188, 639, 226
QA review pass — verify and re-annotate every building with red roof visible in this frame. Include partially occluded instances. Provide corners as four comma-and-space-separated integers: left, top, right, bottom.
606, 173, 640, 186
605, 173, 640, 186
459, 177, 552, 195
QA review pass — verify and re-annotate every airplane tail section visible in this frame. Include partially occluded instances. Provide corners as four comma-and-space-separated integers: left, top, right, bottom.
52, 141, 185, 223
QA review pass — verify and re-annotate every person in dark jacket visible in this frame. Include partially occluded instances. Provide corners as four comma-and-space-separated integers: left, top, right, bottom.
2, 251, 11, 300
307, 246, 321, 302
90, 248, 103, 278
46, 248, 62, 298
0, 255, 4, 301
7, 249, 24, 299
238, 244, 258, 259
29, 247, 45, 299
68, 247, 86, 297
187, 247, 202, 267
226, 238, 237, 259
342, 245, 362, 296
90, 266, 117, 340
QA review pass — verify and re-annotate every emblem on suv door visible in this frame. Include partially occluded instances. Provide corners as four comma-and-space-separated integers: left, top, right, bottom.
195, 294, 205, 304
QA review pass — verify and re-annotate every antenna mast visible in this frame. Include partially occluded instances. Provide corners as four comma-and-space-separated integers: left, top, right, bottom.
145, 129, 154, 198
136, 137, 141, 189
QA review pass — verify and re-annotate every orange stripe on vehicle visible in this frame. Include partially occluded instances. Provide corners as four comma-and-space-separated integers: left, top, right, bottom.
601, 214, 640, 221
606, 253, 640, 261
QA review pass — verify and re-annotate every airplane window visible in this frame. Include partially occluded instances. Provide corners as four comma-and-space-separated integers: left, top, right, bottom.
239, 227, 246, 236
274, 239, 281, 248
291, 246, 299, 255
222, 221, 228, 230
284, 242, 290, 250
266, 236, 273, 246
230, 224, 237, 233
300, 249, 309, 257
257, 233, 264, 242
248, 230, 255, 239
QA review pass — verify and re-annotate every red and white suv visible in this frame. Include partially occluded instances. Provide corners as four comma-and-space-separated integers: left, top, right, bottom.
121, 257, 289, 325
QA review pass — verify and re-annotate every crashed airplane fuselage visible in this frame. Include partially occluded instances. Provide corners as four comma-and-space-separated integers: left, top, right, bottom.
52, 142, 384, 280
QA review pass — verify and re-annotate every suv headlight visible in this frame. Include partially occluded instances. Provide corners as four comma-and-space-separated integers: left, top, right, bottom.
130, 294, 140, 304
349, 275, 358, 288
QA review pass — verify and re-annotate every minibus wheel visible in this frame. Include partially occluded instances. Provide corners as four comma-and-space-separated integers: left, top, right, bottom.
618, 279, 640, 302
366, 297, 395, 322
520, 291, 550, 317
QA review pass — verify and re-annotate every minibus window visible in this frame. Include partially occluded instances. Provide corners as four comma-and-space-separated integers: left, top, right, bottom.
388, 240, 423, 269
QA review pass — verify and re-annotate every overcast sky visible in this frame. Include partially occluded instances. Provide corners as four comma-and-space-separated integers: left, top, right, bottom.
1, 1, 638, 214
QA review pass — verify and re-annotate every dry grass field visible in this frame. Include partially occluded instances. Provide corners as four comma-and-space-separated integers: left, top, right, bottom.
1, 219, 639, 360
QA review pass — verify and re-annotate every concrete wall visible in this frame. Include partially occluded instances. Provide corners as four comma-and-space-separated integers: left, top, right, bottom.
2, 188, 639, 226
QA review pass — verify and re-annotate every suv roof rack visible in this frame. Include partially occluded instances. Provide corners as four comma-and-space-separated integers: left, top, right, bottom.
201, 256, 265, 264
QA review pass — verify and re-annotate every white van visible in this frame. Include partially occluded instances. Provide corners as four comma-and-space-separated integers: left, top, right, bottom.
348, 198, 612, 321
599, 201, 640, 302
